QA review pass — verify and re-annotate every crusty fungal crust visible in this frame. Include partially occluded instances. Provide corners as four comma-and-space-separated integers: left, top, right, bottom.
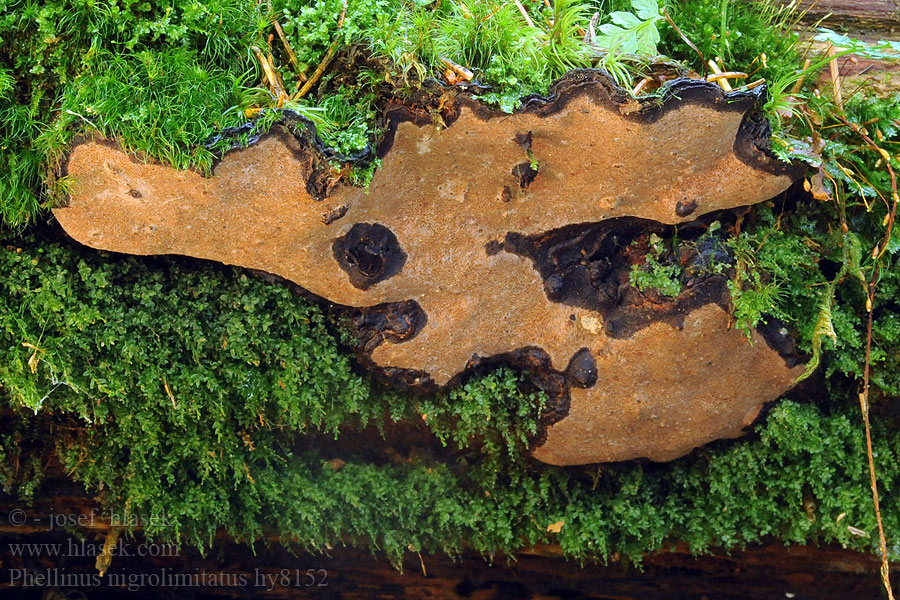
54, 70, 805, 465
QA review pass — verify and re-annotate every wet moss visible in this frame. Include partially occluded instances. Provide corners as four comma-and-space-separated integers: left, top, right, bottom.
2, 0, 900, 567
1, 232, 900, 563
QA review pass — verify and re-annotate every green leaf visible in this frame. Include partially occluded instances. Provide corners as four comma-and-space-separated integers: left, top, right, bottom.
797, 287, 837, 383
610, 11, 642, 28
596, 7, 661, 57
813, 28, 900, 60
631, 0, 659, 21
634, 22, 660, 55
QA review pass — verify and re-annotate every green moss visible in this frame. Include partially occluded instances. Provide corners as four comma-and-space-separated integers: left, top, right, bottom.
311, 83, 379, 157
723, 204, 822, 338
1, 236, 371, 426
3, 0, 900, 569
0, 0, 271, 227
661, 0, 801, 84
723, 94, 900, 396
274, 0, 595, 111
60, 48, 254, 172
0, 232, 548, 552
2, 233, 900, 563
0, 0, 809, 228
629, 233, 683, 299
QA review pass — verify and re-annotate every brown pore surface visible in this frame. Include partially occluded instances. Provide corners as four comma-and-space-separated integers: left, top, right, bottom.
534, 304, 802, 464
54, 71, 804, 465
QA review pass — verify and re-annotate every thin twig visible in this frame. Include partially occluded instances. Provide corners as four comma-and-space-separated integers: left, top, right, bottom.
439, 56, 474, 81
837, 115, 900, 258
707, 59, 732, 91
706, 71, 748, 83
861, 315, 894, 600
791, 58, 812, 94
735, 78, 766, 91
828, 43, 843, 111
251, 45, 286, 101
294, 44, 337, 100
836, 113, 899, 600
631, 76, 653, 95
664, 9, 704, 70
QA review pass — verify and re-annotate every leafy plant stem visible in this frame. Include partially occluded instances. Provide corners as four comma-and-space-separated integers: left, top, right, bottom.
835, 113, 900, 600
862, 280, 894, 600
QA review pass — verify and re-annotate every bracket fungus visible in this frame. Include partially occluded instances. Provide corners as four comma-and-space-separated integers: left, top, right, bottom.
54, 70, 806, 465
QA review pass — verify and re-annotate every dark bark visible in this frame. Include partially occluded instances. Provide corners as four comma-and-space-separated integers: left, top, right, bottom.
792, 0, 900, 36
0, 506, 895, 600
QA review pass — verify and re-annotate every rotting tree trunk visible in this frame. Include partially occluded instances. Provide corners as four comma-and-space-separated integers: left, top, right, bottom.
54, 73, 805, 467
5, 4, 900, 598
2, 415, 890, 599
785, 0, 900, 94
0, 495, 897, 600
790, 0, 900, 36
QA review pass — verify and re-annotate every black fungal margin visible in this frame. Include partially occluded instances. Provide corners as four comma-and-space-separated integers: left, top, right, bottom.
500, 217, 736, 340
151, 68, 809, 211
500, 214, 805, 369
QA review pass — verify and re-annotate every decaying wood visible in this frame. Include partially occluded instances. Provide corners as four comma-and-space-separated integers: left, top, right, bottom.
1, 439, 895, 598
54, 71, 806, 466
790, 0, 900, 37
1, 496, 897, 600
770, 1, 900, 95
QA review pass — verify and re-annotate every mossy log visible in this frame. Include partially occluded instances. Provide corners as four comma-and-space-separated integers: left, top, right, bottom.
7, 3, 900, 594
792, 0, 900, 36
789, 0, 900, 94
1, 495, 896, 599
55, 71, 804, 466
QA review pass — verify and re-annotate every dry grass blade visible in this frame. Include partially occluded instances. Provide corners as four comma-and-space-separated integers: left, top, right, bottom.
664, 8, 704, 69
828, 44, 843, 111
163, 377, 177, 409
251, 45, 286, 102
585, 11, 599, 44
514, 0, 535, 28
273, 19, 306, 84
